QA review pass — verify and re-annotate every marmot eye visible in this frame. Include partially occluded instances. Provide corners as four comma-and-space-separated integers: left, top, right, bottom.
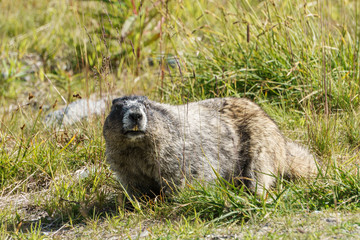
114, 105, 122, 111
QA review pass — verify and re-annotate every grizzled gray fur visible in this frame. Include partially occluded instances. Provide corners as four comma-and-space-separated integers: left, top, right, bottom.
103, 96, 317, 197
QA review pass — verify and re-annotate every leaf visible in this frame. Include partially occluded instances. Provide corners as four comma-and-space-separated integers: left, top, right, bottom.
121, 15, 137, 38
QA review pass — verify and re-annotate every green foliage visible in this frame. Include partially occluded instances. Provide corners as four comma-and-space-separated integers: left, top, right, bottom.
42, 165, 115, 224
0, 57, 29, 95
172, 165, 360, 224
295, 166, 360, 210
172, 180, 270, 223
157, 0, 360, 111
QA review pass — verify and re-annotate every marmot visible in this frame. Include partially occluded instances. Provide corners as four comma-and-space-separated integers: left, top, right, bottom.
103, 96, 317, 197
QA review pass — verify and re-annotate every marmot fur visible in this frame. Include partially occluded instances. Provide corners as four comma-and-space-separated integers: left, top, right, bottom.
103, 96, 317, 197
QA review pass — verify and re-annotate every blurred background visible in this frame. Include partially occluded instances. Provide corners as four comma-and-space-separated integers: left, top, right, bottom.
1, 0, 359, 108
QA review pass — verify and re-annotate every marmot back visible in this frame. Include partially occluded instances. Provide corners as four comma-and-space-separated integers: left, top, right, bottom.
103, 96, 317, 197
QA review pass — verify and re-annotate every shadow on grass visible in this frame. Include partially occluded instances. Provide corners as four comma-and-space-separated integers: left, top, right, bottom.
4, 195, 119, 236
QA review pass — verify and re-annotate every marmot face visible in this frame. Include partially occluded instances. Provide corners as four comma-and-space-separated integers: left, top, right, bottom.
105, 96, 148, 140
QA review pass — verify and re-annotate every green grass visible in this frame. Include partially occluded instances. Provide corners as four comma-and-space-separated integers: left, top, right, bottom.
1, 0, 360, 238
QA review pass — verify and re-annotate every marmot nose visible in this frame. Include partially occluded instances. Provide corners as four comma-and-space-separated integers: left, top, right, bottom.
129, 112, 142, 122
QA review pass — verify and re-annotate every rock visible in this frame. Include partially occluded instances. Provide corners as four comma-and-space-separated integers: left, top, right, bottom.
45, 98, 107, 126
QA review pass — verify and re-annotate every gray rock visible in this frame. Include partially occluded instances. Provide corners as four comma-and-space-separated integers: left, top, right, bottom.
45, 98, 107, 126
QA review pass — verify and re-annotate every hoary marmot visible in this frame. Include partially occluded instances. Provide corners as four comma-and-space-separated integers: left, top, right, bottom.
103, 96, 317, 197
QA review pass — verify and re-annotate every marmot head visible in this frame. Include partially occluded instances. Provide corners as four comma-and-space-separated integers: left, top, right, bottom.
104, 96, 149, 141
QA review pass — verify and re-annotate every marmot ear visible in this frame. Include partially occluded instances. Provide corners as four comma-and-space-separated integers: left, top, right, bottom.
112, 98, 121, 105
